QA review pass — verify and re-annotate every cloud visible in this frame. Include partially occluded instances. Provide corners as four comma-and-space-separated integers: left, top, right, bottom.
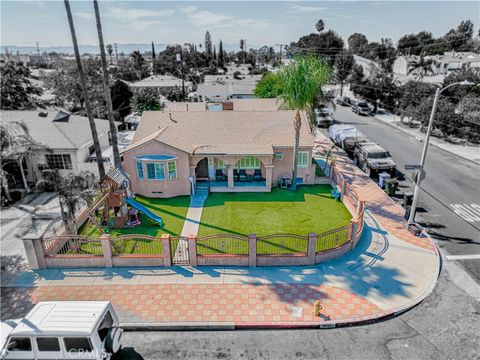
287, 4, 328, 13
107, 7, 175, 20
179, 6, 269, 30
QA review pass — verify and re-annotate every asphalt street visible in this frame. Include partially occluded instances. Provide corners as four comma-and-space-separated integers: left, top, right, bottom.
319, 105, 480, 283
113, 264, 480, 360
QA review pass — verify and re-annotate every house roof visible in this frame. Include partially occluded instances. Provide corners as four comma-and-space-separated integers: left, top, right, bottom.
232, 99, 284, 111
1, 110, 113, 150
164, 102, 207, 111
130, 75, 192, 88
126, 110, 314, 156
103, 168, 130, 185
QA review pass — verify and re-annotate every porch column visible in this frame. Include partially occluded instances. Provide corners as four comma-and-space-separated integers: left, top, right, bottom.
189, 165, 196, 178
264, 165, 274, 189
227, 165, 234, 188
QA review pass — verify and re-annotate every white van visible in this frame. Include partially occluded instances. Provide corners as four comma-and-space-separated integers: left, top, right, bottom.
1, 302, 123, 360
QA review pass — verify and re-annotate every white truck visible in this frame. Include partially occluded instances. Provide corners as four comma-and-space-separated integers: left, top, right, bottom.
1, 301, 123, 360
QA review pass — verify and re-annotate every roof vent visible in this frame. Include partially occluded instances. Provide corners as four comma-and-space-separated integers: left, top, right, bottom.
53, 110, 70, 122
38, 111, 48, 117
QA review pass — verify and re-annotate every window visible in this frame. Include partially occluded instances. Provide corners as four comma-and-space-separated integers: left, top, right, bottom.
136, 161, 144, 179
97, 311, 114, 342
37, 337, 60, 352
237, 157, 260, 169
274, 153, 284, 160
88, 145, 95, 155
7, 337, 32, 351
46, 154, 72, 170
217, 159, 225, 169
64, 338, 93, 352
146, 162, 165, 180
168, 161, 177, 179
297, 151, 309, 168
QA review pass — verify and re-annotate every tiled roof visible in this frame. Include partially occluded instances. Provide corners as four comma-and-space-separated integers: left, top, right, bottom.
1, 110, 112, 150
163, 102, 207, 111
232, 99, 284, 111
130, 75, 192, 88
127, 110, 314, 155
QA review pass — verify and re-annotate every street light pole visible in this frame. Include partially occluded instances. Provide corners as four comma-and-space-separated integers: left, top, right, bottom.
408, 81, 474, 224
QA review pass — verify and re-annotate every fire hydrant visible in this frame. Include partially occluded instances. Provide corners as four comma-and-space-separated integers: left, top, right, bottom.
312, 300, 323, 317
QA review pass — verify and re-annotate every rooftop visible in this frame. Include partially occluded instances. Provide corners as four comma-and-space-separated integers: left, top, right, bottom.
130, 75, 192, 88
1, 110, 113, 150
11, 301, 110, 337
126, 110, 314, 156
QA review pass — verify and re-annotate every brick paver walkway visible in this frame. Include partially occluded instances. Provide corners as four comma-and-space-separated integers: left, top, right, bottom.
1, 284, 380, 325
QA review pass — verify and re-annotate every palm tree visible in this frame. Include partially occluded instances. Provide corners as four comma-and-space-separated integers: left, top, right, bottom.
0, 121, 49, 202
407, 53, 434, 80
93, 0, 121, 170
106, 44, 113, 64
279, 55, 331, 190
64, 0, 105, 178
36, 170, 97, 235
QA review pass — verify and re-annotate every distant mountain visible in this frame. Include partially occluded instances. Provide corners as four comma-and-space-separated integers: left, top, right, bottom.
1, 43, 264, 55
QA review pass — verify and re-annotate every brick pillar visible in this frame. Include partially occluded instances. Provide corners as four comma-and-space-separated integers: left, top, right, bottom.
248, 234, 257, 267
264, 165, 274, 189
100, 234, 113, 267
22, 236, 46, 269
188, 234, 197, 266
307, 233, 317, 265
227, 165, 234, 188
350, 220, 359, 249
161, 234, 172, 267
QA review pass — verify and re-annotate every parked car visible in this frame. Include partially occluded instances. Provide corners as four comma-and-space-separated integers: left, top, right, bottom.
315, 108, 334, 128
328, 124, 355, 145
335, 96, 352, 106
338, 130, 369, 152
353, 142, 396, 177
1, 301, 123, 360
351, 101, 372, 115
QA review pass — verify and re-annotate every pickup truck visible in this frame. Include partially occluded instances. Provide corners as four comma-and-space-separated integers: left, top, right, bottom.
353, 142, 396, 177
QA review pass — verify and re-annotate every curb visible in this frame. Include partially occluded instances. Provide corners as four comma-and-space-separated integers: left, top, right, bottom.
372, 114, 480, 166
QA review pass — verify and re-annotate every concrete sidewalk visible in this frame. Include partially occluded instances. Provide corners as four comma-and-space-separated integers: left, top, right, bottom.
1, 209, 439, 328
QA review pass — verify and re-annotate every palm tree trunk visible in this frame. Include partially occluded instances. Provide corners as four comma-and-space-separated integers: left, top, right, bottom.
18, 157, 30, 192
0, 169, 13, 203
59, 196, 76, 235
291, 110, 301, 191
64, 0, 105, 179
93, 0, 121, 170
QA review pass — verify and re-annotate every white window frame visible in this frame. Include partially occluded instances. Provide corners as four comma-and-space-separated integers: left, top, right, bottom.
145, 162, 165, 180
297, 151, 309, 168
217, 159, 226, 169
168, 161, 177, 179
136, 161, 144, 179
237, 157, 260, 169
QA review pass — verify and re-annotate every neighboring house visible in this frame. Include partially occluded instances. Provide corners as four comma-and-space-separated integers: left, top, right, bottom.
353, 55, 381, 81
122, 110, 315, 198
1, 110, 116, 190
163, 99, 282, 112
189, 75, 262, 102
129, 75, 192, 95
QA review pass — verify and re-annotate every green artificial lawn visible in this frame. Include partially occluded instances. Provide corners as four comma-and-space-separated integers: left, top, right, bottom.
77, 195, 190, 255
196, 185, 352, 255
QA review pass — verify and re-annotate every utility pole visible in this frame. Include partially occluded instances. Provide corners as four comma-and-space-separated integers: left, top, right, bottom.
408, 81, 474, 224
177, 51, 186, 101
114, 43, 118, 64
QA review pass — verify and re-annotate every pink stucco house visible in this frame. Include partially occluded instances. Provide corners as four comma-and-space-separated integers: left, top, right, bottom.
122, 109, 316, 198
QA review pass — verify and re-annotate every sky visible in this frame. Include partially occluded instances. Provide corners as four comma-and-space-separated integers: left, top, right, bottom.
1, 1, 479, 48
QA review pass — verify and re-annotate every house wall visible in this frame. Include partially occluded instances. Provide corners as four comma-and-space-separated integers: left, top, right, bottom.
393, 57, 408, 75
272, 146, 314, 185
123, 140, 191, 198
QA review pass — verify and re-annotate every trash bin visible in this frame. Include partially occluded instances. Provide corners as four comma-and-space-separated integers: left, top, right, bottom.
378, 172, 391, 189
385, 178, 399, 196
404, 192, 413, 207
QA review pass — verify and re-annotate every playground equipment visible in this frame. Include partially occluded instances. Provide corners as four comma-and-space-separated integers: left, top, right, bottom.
87, 168, 164, 230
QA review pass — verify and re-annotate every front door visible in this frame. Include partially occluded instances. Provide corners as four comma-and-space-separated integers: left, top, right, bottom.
195, 158, 209, 179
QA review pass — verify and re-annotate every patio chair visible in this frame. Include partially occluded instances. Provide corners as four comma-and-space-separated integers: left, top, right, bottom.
253, 169, 262, 181
233, 169, 240, 181
215, 169, 225, 181
239, 169, 247, 182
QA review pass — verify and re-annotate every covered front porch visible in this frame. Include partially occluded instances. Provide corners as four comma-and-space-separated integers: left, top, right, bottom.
192, 155, 273, 193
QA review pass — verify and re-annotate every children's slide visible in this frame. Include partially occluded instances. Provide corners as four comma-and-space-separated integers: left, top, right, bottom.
126, 197, 164, 227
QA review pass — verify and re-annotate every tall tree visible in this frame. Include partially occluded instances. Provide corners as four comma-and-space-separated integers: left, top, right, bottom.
213, 45, 217, 61
218, 40, 224, 67
254, 72, 282, 98
0, 63, 42, 110
131, 88, 162, 115
106, 44, 113, 63
240, 39, 246, 63
334, 50, 355, 96
130, 50, 147, 80
151, 41, 156, 60
111, 80, 132, 121
347, 33, 368, 54
204, 31, 212, 55
279, 56, 331, 190
93, 0, 121, 169
315, 19, 325, 33
64, 0, 105, 178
